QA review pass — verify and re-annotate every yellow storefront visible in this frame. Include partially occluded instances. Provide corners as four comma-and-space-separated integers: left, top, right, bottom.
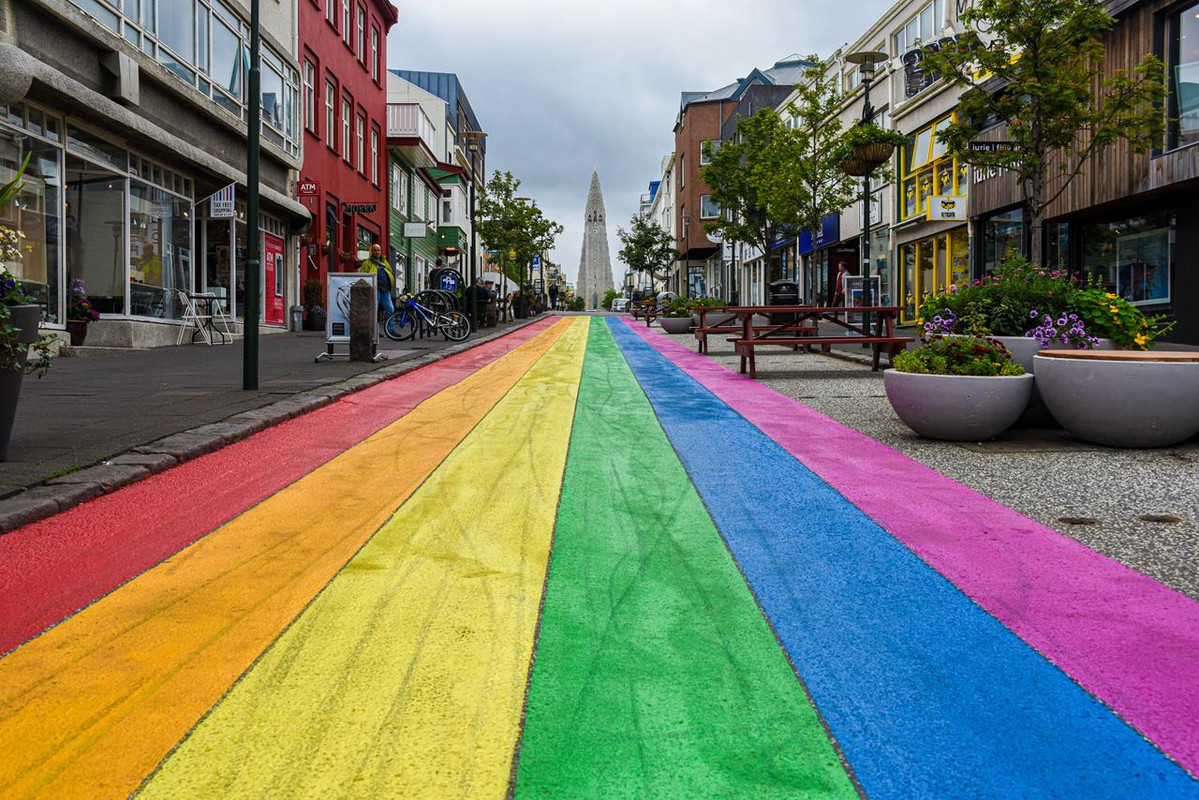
896, 112, 970, 322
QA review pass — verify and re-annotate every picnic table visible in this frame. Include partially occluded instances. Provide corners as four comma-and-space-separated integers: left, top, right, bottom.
696, 305, 913, 378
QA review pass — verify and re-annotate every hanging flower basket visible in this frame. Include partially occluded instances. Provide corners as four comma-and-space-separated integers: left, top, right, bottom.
852, 141, 896, 165
840, 157, 870, 176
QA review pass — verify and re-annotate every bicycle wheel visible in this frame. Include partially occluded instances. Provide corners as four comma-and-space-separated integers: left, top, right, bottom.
383, 309, 416, 341
439, 311, 471, 342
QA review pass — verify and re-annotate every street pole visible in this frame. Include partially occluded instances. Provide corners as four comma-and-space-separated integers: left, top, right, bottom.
846, 50, 887, 337
469, 158, 477, 327
243, 0, 261, 390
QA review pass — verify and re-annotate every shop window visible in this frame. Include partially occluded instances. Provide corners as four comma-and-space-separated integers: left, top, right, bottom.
1169, 1, 1199, 149
1, 132, 62, 323
129, 181, 192, 319
1081, 212, 1173, 305
900, 113, 966, 222
982, 209, 1024, 275
1046, 222, 1069, 271
898, 228, 970, 322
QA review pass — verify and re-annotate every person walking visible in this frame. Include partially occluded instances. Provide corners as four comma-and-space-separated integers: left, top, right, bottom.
548, 283, 559, 311
359, 244, 395, 319
832, 261, 848, 307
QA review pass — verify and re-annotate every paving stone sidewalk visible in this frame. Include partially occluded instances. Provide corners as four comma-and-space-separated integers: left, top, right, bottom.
0, 316, 543, 531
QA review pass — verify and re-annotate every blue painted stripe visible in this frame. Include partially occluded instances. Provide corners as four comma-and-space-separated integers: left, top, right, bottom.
607, 318, 1197, 799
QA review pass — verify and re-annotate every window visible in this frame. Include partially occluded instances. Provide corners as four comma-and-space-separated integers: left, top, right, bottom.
894, 0, 944, 54
391, 164, 402, 211
63, 0, 301, 157
699, 140, 718, 165
1081, 212, 1174, 306
1169, 2, 1199, 149
342, 0, 350, 44
370, 126, 379, 184
342, 98, 352, 161
700, 195, 720, 219
679, 154, 685, 188
399, 169, 409, 215
303, 60, 315, 133
325, 0, 334, 24
325, 80, 336, 148
356, 113, 365, 173
371, 26, 380, 81
898, 229, 969, 322
356, 6, 365, 61
900, 113, 965, 221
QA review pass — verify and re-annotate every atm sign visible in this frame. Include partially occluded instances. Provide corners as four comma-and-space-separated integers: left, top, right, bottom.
297, 180, 320, 196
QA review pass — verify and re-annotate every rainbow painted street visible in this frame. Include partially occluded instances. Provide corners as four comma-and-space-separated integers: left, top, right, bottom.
0, 316, 1196, 799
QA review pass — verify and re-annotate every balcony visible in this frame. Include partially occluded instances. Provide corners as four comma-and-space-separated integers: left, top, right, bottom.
386, 103, 438, 169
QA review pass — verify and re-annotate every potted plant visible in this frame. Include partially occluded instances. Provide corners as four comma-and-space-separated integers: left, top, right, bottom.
302, 278, 326, 331
839, 124, 908, 175
690, 296, 731, 327
659, 298, 694, 334
0, 267, 53, 461
64, 278, 101, 346
884, 335, 1032, 441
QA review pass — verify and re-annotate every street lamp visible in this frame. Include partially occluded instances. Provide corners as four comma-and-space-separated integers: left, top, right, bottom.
243, 0, 262, 390
463, 129, 487, 325
845, 49, 889, 334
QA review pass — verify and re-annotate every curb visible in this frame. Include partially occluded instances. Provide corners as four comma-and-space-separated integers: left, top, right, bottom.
0, 317, 543, 534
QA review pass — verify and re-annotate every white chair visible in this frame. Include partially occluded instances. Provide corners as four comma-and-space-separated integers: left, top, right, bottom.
176, 289, 213, 345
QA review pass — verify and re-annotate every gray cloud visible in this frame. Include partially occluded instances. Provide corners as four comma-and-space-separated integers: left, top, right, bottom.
387, 0, 895, 287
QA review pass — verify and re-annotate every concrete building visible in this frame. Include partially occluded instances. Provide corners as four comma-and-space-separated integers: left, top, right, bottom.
1, 0, 310, 346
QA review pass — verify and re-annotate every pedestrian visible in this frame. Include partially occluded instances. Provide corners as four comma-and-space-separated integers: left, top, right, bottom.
548, 283, 559, 311
832, 261, 848, 307
465, 278, 489, 329
358, 244, 395, 319
483, 281, 498, 327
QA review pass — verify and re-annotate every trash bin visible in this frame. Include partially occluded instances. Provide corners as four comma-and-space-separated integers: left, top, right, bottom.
291, 305, 304, 331
768, 279, 801, 323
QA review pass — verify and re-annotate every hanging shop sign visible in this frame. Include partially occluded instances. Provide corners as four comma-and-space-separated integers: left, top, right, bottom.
210, 183, 235, 218
403, 222, 430, 238
927, 195, 967, 221
343, 203, 377, 214
296, 180, 320, 196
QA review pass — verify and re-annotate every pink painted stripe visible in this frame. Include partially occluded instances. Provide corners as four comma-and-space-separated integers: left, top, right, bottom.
620, 316, 1199, 776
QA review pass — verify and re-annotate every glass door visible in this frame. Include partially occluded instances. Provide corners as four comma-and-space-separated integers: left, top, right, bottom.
65, 155, 126, 316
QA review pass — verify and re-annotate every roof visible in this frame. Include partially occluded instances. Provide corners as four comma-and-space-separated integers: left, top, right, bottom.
678, 56, 814, 119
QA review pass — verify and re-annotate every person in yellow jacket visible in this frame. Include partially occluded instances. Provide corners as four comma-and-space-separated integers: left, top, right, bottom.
358, 243, 395, 316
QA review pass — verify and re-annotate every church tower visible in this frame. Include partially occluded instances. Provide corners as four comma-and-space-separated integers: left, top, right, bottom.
577, 171, 614, 310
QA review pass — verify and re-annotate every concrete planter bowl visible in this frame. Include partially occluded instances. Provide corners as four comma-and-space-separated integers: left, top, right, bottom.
659, 316, 693, 334
993, 336, 1114, 427
692, 310, 734, 327
884, 370, 1034, 442
1033, 351, 1199, 448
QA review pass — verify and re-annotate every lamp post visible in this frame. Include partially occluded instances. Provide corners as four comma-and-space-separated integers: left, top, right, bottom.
845, 49, 889, 335
243, 0, 262, 390
463, 130, 487, 326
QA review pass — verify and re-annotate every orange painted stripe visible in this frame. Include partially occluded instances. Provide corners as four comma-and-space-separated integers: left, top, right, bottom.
0, 319, 570, 800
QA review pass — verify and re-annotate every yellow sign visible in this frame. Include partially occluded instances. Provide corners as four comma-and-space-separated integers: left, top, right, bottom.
927, 196, 966, 221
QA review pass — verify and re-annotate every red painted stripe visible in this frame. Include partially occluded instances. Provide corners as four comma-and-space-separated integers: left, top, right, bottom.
0, 320, 555, 655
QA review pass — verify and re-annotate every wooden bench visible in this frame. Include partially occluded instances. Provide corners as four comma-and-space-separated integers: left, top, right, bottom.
731, 336, 912, 378
696, 324, 816, 353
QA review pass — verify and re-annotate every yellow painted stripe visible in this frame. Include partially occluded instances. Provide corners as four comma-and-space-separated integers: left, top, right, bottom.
139, 317, 589, 800
0, 319, 572, 800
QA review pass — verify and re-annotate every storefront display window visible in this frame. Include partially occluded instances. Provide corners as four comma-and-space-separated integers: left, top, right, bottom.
1169, 1, 1199, 149
1081, 212, 1173, 306
1045, 222, 1069, 271
129, 181, 191, 319
1, 128, 62, 323
869, 228, 890, 304
982, 208, 1024, 275
65, 156, 126, 316
898, 227, 970, 322
901, 113, 966, 222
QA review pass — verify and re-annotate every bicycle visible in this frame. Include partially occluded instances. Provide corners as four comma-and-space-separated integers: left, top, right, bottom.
383, 293, 471, 342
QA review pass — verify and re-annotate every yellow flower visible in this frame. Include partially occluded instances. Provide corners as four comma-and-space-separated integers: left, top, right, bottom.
1108, 306, 1119, 313
1134, 333, 1148, 347
1105, 292, 1117, 299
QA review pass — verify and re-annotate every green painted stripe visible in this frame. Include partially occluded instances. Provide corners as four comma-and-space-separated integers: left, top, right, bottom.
512, 317, 856, 799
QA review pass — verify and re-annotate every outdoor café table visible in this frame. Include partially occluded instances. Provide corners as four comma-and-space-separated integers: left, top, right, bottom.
721, 304, 912, 378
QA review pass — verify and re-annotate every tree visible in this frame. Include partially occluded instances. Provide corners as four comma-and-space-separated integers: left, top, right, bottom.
616, 213, 678, 296
923, 0, 1165, 260
477, 170, 563, 288
769, 57, 860, 300
701, 110, 795, 283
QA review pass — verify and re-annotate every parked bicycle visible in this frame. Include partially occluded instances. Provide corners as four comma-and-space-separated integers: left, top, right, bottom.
383, 293, 471, 342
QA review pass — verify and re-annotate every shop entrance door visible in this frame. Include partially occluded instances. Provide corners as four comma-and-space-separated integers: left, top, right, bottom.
263, 233, 285, 325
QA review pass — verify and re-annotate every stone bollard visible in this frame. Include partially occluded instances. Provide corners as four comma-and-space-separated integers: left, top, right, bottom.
348, 279, 375, 362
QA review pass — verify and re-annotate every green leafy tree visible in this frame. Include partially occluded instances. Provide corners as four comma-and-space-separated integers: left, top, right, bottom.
477, 170, 563, 287
923, 0, 1165, 259
601, 289, 618, 310
701, 110, 794, 281
616, 213, 678, 295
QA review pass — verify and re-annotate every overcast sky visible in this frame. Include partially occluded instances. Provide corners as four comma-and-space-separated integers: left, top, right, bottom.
387, 0, 894, 288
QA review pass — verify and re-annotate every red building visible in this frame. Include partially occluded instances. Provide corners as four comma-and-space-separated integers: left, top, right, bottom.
297, 0, 398, 304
